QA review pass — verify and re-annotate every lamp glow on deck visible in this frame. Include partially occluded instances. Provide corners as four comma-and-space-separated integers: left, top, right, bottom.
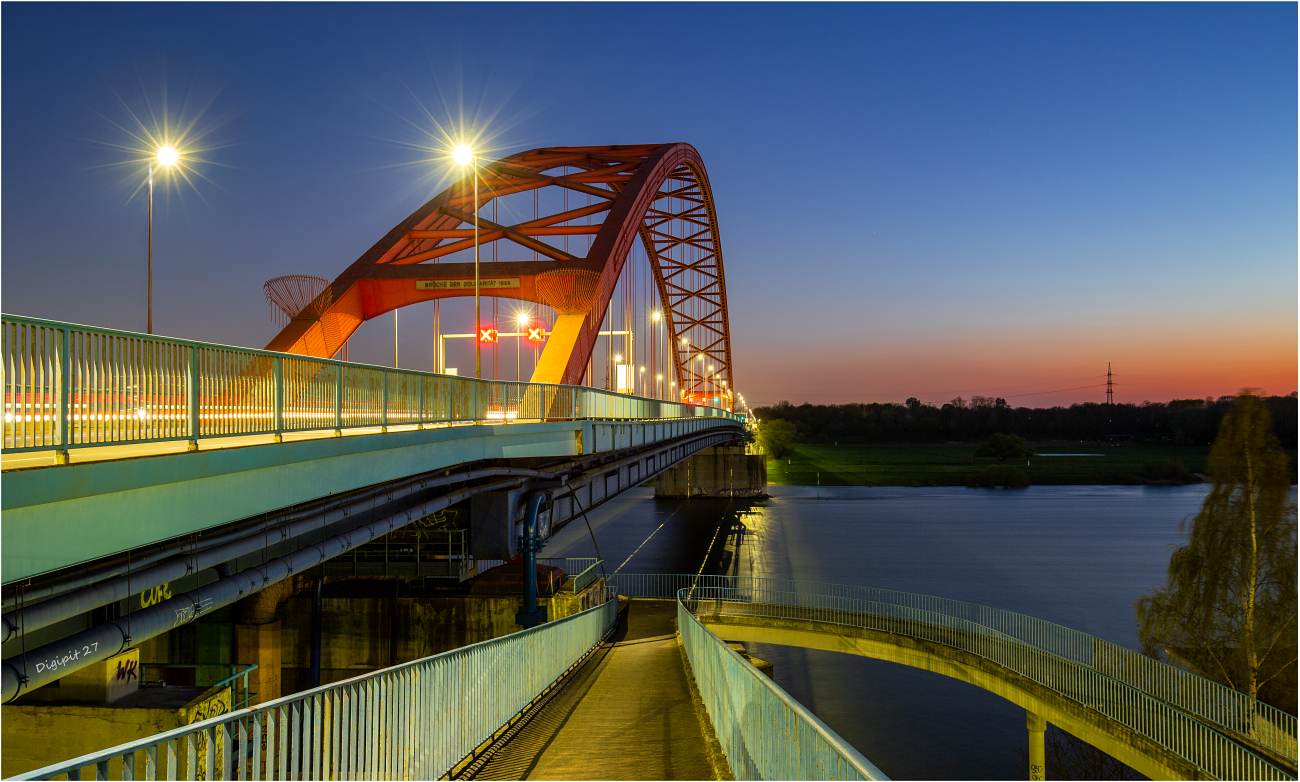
453, 145, 474, 166
156, 146, 179, 167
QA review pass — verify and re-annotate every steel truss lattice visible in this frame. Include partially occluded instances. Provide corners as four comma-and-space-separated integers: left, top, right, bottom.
264, 144, 734, 407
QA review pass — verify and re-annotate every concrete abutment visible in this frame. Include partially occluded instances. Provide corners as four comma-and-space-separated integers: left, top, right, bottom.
654, 445, 767, 498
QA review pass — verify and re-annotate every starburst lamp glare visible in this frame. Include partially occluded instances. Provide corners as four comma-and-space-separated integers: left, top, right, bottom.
450, 142, 483, 377
145, 144, 182, 335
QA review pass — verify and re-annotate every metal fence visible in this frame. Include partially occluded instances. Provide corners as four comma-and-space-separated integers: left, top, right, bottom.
662, 577, 1294, 781
677, 595, 887, 780
1, 315, 743, 454
138, 665, 260, 711
16, 592, 619, 781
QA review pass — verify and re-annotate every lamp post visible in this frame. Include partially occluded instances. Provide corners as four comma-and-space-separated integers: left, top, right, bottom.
651, 311, 661, 397
516, 311, 529, 381
454, 145, 481, 378
697, 354, 705, 404
148, 146, 179, 334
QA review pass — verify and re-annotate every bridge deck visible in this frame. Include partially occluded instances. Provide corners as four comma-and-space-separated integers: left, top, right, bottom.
474, 600, 730, 781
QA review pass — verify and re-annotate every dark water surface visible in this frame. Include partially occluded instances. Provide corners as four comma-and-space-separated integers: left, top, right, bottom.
545, 484, 1214, 780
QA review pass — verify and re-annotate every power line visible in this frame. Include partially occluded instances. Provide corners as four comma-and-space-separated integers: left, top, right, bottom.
746, 376, 1113, 398
1003, 382, 1110, 399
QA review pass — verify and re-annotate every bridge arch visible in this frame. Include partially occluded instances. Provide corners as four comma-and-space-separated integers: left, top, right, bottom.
265, 143, 733, 402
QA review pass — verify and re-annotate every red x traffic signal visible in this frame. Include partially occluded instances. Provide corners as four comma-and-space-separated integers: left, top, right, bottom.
478, 328, 498, 343
526, 327, 546, 342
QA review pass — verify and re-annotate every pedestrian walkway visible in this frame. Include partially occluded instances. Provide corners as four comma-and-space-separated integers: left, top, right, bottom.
474, 600, 731, 781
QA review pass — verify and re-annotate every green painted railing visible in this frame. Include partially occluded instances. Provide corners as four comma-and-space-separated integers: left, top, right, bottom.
14, 592, 619, 781
1, 314, 742, 455
18, 575, 1287, 781
613, 575, 1292, 781
677, 592, 887, 780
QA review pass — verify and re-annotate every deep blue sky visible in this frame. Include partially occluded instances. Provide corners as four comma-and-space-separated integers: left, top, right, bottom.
3, 3, 1295, 405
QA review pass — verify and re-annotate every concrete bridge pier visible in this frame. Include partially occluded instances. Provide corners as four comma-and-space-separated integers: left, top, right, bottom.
654, 445, 767, 498
1027, 710, 1047, 781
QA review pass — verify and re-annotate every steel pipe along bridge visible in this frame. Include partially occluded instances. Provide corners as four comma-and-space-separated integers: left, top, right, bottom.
17, 578, 1296, 781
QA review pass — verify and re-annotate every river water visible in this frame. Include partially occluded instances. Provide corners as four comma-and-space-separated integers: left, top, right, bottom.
543, 484, 1214, 780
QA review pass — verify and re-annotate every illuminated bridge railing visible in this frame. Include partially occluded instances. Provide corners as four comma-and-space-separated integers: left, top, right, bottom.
676, 591, 887, 780
15, 591, 619, 781
1, 315, 742, 454
613, 574, 1297, 780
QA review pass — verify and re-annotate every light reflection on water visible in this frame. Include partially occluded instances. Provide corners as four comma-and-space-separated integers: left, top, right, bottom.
546, 484, 1223, 780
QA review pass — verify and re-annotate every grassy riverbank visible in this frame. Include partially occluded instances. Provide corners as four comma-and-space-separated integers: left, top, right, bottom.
764, 444, 1250, 486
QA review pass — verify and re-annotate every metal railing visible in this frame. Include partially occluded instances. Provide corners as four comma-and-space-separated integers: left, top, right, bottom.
18, 574, 1289, 781
139, 664, 260, 711
677, 592, 887, 780
568, 560, 604, 594
16, 592, 619, 781
662, 576, 1295, 781
1, 314, 742, 455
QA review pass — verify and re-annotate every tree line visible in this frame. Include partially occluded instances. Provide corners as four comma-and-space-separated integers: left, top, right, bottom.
752, 393, 1298, 447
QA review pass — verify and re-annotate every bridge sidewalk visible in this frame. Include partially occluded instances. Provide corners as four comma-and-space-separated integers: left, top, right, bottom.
473, 600, 731, 781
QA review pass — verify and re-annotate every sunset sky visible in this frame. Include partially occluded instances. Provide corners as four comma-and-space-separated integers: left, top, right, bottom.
3, 3, 1295, 407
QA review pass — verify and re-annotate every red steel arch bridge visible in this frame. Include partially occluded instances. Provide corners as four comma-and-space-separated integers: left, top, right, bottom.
266, 143, 736, 408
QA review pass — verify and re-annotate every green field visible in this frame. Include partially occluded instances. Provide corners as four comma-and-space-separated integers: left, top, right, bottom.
764, 444, 1243, 486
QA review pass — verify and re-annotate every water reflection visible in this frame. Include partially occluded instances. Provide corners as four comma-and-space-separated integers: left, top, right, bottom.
545, 485, 1225, 780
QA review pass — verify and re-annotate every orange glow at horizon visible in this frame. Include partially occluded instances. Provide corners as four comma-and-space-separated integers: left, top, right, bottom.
738, 319, 1298, 407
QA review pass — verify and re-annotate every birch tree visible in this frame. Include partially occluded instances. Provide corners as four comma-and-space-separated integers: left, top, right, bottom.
1136, 392, 1297, 710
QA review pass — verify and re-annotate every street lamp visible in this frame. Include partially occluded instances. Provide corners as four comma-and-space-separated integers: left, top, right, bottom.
148, 146, 179, 334
454, 144, 481, 378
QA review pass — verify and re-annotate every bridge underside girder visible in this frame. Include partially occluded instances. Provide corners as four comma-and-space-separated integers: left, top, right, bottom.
2, 418, 742, 585
1, 421, 744, 703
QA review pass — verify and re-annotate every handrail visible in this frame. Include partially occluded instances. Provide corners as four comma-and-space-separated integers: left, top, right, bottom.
14, 589, 620, 781
676, 590, 887, 780
611, 574, 1297, 779
140, 663, 260, 711
17, 575, 1286, 781
1, 314, 743, 456
570, 560, 604, 594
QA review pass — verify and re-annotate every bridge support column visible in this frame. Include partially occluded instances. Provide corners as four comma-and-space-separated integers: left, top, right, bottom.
1027, 710, 1046, 781
655, 445, 766, 498
235, 621, 281, 705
